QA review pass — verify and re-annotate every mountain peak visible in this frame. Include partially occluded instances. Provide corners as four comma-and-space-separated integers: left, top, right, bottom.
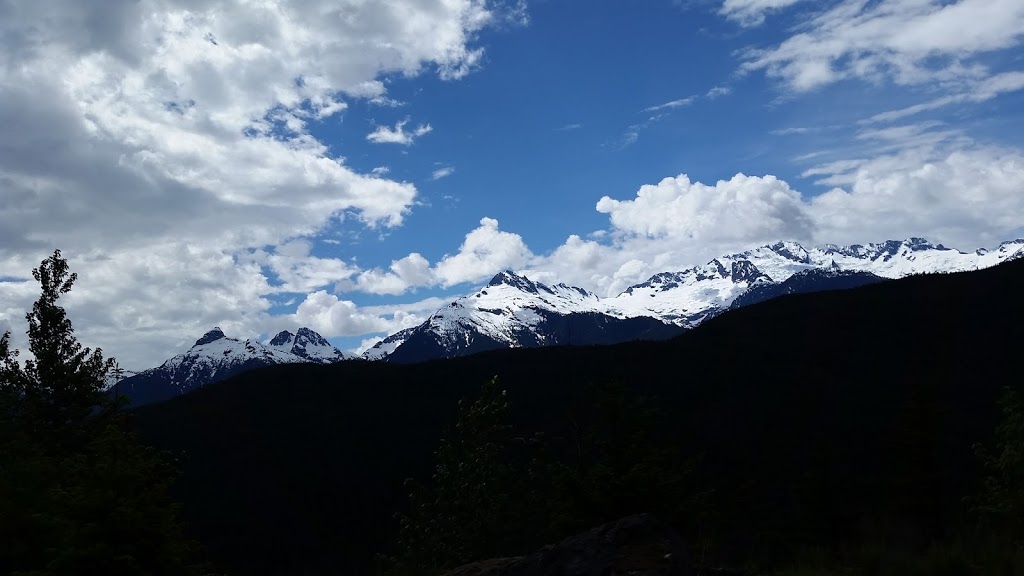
194, 327, 227, 347
269, 330, 294, 346
768, 241, 811, 263
730, 260, 769, 284
487, 270, 541, 293
295, 327, 331, 347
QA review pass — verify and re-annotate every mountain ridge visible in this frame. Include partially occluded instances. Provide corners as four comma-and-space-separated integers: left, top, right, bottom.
372, 236, 1024, 362
110, 326, 352, 406
116, 236, 1024, 400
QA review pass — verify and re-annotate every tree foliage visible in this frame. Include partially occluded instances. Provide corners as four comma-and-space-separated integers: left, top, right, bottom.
975, 384, 1024, 538
0, 250, 199, 576
388, 378, 708, 574
389, 377, 562, 572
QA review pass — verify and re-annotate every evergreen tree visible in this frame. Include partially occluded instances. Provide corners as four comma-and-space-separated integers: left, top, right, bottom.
390, 377, 566, 573
975, 384, 1024, 540
387, 379, 708, 574
0, 250, 199, 576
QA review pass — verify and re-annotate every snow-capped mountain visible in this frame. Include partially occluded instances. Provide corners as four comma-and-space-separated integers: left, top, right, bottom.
380, 271, 684, 364
374, 237, 1024, 362
111, 327, 351, 406
361, 326, 420, 361
728, 266, 888, 310
269, 327, 354, 363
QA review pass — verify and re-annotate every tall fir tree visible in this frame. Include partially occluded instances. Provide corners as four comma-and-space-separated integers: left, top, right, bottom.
0, 250, 200, 576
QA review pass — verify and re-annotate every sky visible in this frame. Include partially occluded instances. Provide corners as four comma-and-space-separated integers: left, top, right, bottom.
1, 0, 1023, 369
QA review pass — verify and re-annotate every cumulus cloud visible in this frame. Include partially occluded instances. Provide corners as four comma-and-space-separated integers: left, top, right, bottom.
433, 218, 534, 287
0, 0, 507, 368
741, 0, 1024, 92
329, 218, 532, 296
595, 174, 815, 243
284, 292, 449, 347
346, 253, 434, 296
807, 146, 1024, 248
248, 243, 359, 294
367, 118, 434, 145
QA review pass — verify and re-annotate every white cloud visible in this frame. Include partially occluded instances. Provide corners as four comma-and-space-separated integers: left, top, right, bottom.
431, 166, 456, 180
706, 86, 732, 99
741, 0, 1024, 92
291, 291, 425, 337
371, 166, 391, 175
248, 245, 359, 294
0, 0, 506, 368
643, 97, 696, 112
354, 336, 386, 356
433, 218, 534, 287
345, 253, 434, 296
367, 118, 434, 145
326, 218, 533, 296
720, 0, 806, 27
807, 145, 1024, 248
555, 123, 583, 131
867, 70, 1024, 123
595, 173, 815, 243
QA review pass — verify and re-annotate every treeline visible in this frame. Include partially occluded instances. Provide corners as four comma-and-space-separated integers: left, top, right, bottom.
0, 251, 200, 575
386, 377, 1024, 575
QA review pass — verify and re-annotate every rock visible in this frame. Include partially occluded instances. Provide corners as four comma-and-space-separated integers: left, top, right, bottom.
444, 514, 692, 576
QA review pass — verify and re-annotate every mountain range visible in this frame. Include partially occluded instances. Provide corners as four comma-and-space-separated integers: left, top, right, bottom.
128, 253, 1024, 576
365, 236, 1024, 362
114, 237, 1024, 405
111, 327, 353, 406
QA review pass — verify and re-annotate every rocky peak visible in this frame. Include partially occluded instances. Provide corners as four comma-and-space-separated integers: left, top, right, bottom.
269, 330, 294, 346
487, 270, 541, 294
769, 240, 811, 263
295, 327, 331, 347
194, 327, 227, 347
730, 260, 769, 284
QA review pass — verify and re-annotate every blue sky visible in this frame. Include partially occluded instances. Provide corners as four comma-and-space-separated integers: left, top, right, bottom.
1, 0, 1023, 367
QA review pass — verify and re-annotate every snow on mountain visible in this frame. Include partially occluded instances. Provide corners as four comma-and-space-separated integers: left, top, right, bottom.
611, 259, 773, 326
728, 267, 888, 310
373, 237, 1024, 362
416, 271, 610, 347
111, 326, 351, 406
270, 327, 354, 363
361, 326, 420, 360
102, 368, 139, 391
381, 272, 683, 363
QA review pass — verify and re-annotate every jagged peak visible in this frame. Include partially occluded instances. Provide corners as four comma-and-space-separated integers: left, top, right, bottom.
730, 260, 768, 283
487, 269, 542, 293
554, 282, 595, 298
194, 327, 227, 347
767, 240, 811, 263
295, 327, 331, 347
269, 330, 294, 346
